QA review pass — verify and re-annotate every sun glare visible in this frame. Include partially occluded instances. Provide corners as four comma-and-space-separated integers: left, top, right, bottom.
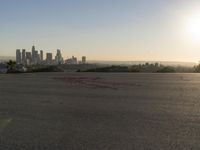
187, 14, 200, 40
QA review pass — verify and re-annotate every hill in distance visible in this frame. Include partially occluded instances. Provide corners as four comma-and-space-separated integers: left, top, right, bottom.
88, 60, 197, 67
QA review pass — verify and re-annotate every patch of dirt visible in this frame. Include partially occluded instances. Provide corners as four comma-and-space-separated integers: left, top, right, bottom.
54, 76, 118, 90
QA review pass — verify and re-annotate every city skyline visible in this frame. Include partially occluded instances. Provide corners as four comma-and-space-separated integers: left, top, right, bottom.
15, 45, 86, 65
16, 46, 64, 65
2, 0, 200, 62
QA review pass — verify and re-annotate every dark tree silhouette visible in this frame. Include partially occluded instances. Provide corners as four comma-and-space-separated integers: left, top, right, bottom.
7, 60, 16, 71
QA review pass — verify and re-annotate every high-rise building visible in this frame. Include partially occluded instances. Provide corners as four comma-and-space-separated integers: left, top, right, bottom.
82, 56, 86, 64
22, 49, 26, 65
40, 50, 43, 61
35, 51, 40, 64
55, 49, 63, 64
46, 53, 53, 65
16, 49, 21, 64
32, 45, 36, 64
26, 52, 32, 65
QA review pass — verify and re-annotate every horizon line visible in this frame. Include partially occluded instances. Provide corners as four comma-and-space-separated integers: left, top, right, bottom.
0, 56, 197, 64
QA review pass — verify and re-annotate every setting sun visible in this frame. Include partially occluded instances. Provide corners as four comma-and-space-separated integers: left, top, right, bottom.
187, 14, 200, 40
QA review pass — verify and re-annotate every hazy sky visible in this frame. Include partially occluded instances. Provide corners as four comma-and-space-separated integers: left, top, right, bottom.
1, 0, 200, 62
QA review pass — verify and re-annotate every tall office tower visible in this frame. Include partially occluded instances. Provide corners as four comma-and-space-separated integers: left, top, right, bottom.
46, 53, 53, 65
35, 51, 39, 64
32, 45, 36, 63
22, 49, 26, 65
26, 52, 32, 65
16, 49, 22, 64
55, 49, 63, 64
40, 50, 43, 61
37, 53, 40, 64
82, 56, 86, 64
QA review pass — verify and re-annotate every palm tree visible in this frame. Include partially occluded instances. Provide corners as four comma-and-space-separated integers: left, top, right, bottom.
7, 60, 16, 72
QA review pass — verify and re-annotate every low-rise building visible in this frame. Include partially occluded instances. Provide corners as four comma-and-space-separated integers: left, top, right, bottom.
65, 56, 77, 64
0, 63, 7, 73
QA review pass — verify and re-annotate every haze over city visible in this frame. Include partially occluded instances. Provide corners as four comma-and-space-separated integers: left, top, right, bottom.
1, 0, 200, 62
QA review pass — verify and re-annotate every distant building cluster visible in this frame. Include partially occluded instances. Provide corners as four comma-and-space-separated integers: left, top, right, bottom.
16, 46, 86, 65
65, 56, 86, 65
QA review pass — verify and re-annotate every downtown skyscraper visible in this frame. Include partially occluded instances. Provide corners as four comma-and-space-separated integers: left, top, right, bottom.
16, 49, 21, 64
55, 49, 63, 64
